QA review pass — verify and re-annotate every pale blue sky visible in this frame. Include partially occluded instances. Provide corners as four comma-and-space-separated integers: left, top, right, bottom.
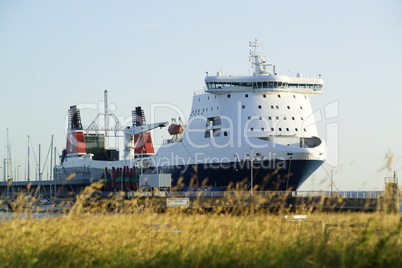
0, 0, 401, 190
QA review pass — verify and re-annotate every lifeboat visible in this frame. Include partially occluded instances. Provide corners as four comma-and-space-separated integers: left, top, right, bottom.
168, 124, 183, 135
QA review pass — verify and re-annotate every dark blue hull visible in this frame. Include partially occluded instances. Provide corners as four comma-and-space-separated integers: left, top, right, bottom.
146, 159, 323, 191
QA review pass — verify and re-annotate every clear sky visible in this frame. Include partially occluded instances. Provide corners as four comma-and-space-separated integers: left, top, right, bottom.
0, 0, 401, 190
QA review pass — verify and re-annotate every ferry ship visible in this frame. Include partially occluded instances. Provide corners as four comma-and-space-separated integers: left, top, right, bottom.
54, 40, 326, 191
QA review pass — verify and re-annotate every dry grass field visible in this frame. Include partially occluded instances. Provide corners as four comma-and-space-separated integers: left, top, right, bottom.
0, 191, 401, 267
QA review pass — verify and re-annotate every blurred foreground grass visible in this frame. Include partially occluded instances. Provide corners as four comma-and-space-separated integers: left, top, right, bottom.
0, 207, 401, 267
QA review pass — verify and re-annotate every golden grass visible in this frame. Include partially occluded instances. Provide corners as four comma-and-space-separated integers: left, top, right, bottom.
0, 207, 401, 267
0, 180, 401, 267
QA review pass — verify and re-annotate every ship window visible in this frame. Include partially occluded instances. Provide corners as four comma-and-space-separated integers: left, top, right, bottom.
279, 128, 282, 131
206, 116, 221, 127
277, 82, 282, 88
278, 94, 281, 98
199, 98, 200, 102
286, 128, 289, 131
248, 116, 251, 120
259, 116, 262, 120
204, 130, 211, 138
283, 117, 287, 120
263, 82, 268, 88
227, 94, 231, 98
301, 117, 304, 120
276, 116, 279, 120
276, 105, 279, 109
246, 154, 249, 157
303, 128, 306, 132
287, 106, 290, 109
203, 108, 205, 112
271, 128, 274, 131
208, 96, 209, 100
295, 128, 298, 131
268, 116, 272, 120
300, 106, 303, 110
268, 82, 274, 88
293, 95, 296, 98
213, 129, 221, 137
261, 128, 264, 131
206, 108, 208, 111
270, 105, 274, 109
292, 117, 295, 120
273, 82, 277, 88
242, 105, 245, 109
256, 153, 262, 157
211, 107, 213, 111
251, 128, 254, 131
224, 131, 228, 136
258, 105, 262, 109
263, 94, 266, 98
304, 96, 307, 99
245, 94, 248, 98
215, 96, 217, 99
289, 83, 298, 88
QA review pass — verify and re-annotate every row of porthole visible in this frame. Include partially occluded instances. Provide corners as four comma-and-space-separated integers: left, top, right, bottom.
250, 127, 307, 132
197, 93, 308, 103
234, 94, 308, 99
242, 104, 304, 110
245, 94, 307, 99
248, 116, 304, 121
192, 106, 219, 114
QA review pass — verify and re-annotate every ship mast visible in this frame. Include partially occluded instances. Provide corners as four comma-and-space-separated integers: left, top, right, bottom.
104, 90, 109, 137
4, 128, 12, 182
249, 39, 271, 76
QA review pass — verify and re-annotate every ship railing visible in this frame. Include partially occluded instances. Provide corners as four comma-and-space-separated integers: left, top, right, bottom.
165, 190, 384, 199
193, 89, 205, 95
